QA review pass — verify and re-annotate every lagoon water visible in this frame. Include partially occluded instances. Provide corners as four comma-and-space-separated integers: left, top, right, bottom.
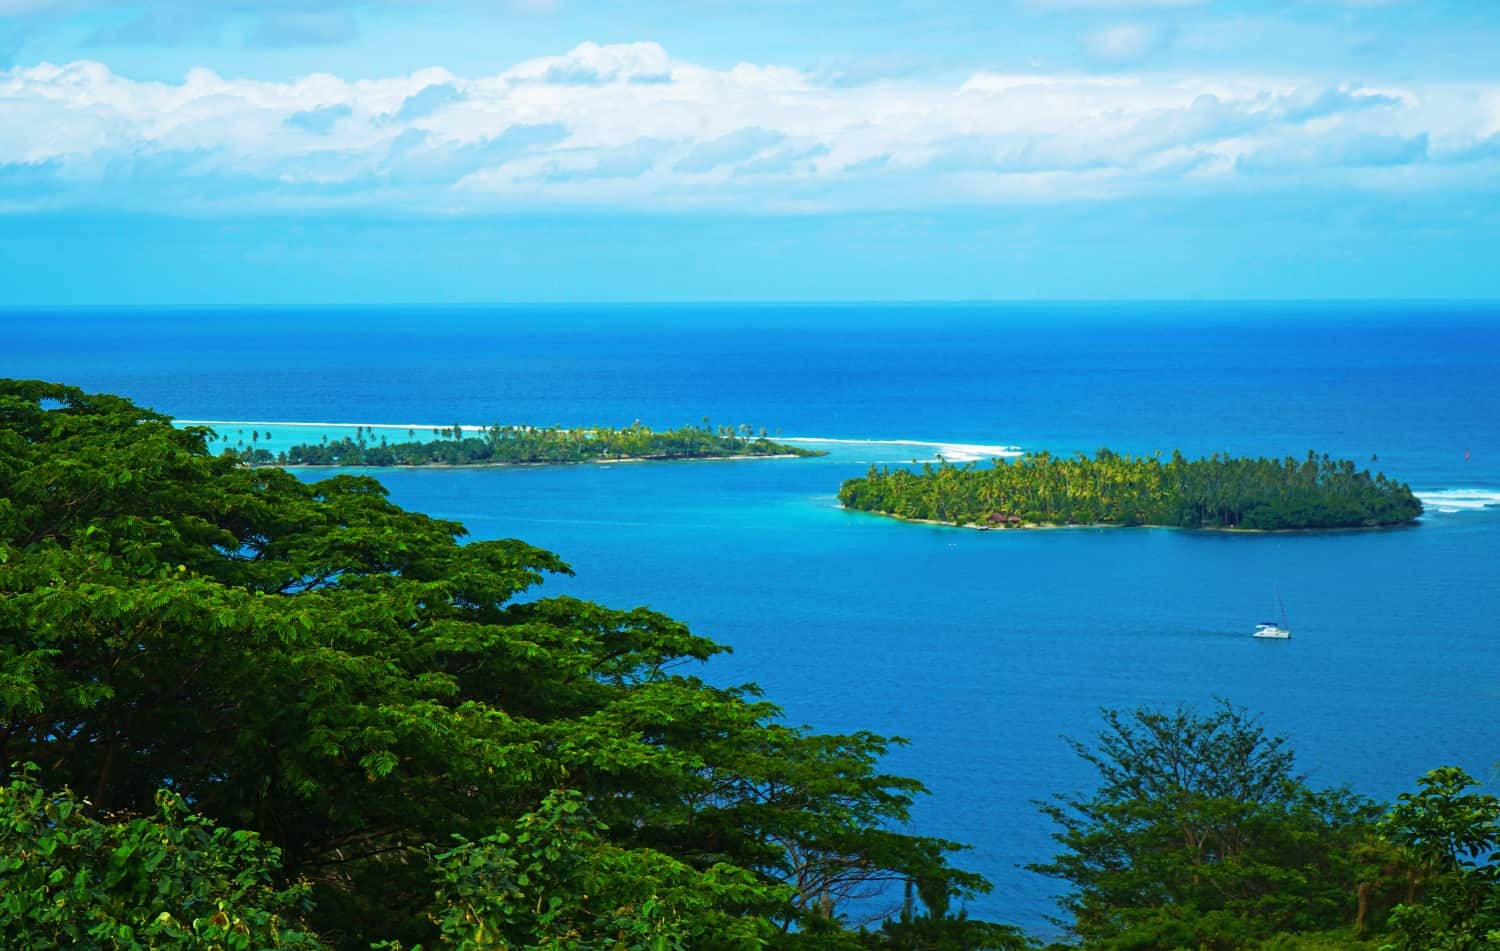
5, 302, 1500, 931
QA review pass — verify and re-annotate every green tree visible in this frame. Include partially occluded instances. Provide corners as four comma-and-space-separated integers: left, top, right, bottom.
0, 766, 325, 949
1032, 702, 1380, 950
838, 450, 1422, 531
1379, 766, 1500, 951
408, 789, 779, 950
0, 379, 994, 949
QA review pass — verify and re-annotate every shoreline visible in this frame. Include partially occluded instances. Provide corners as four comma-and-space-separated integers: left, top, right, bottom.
842, 507, 1421, 534
258, 452, 812, 471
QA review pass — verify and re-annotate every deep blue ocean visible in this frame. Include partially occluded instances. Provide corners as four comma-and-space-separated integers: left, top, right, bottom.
4, 302, 1499, 932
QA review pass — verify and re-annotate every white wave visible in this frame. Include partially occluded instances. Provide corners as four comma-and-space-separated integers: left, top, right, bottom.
1416, 489, 1500, 513
180, 423, 1025, 462
782, 437, 1023, 462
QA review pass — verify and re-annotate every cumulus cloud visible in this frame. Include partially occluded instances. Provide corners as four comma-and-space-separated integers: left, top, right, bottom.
1280, 85, 1401, 123
535, 137, 666, 183
394, 83, 464, 121
674, 129, 786, 174
0, 42, 1493, 214
508, 41, 672, 86
1237, 131, 1429, 174
1087, 23, 1169, 65
1445, 133, 1500, 164
285, 103, 352, 135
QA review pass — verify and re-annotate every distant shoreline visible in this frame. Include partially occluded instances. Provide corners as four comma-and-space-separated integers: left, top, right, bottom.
263, 452, 810, 471
843, 507, 1419, 535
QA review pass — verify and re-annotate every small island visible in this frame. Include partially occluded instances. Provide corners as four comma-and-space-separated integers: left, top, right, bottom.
234, 421, 823, 467
838, 449, 1423, 531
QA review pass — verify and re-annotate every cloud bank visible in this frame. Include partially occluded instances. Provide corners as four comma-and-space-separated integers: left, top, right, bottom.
1, 41, 1497, 214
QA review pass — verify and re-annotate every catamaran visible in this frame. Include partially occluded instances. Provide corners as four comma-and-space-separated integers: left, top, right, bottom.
1253, 589, 1291, 640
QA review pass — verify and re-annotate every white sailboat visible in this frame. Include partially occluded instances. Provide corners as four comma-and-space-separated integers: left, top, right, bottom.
1253, 588, 1291, 640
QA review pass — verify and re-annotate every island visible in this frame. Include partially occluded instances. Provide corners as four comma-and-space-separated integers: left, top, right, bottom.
234, 421, 823, 467
837, 449, 1423, 530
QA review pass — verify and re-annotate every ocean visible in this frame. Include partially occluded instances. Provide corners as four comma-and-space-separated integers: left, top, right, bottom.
4, 301, 1498, 931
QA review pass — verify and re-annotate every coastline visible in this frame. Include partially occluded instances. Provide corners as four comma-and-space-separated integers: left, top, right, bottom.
840, 507, 1420, 534
259, 452, 812, 470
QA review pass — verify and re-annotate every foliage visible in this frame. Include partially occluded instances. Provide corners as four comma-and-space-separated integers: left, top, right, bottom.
236, 421, 821, 467
1254, 931, 1382, 950
838, 449, 1422, 530
1031, 702, 1382, 950
401, 789, 779, 950
0, 379, 991, 949
870, 908, 1034, 950
1378, 766, 1500, 951
0, 766, 325, 950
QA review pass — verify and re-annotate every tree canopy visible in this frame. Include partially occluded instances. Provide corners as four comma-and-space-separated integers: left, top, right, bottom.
0, 379, 1013, 949
1378, 766, 1500, 951
0, 766, 325, 950
233, 422, 819, 468
838, 450, 1422, 530
1031, 702, 1385, 950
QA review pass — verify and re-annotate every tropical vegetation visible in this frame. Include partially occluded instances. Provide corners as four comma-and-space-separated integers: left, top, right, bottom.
0, 380, 1008, 949
838, 449, 1422, 530
1, 380, 1492, 950
230, 421, 819, 467
1031, 701, 1500, 951
1032, 702, 1388, 950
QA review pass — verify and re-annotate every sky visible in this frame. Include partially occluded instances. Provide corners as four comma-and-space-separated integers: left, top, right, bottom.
1, 0, 1498, 303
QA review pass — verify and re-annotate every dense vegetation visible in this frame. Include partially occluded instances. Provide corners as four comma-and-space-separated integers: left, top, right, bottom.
230, 422, 820, 467
0, 380, 1010, 949
1032, 702, 1500, 951
1034, 703, 1383, 950
2, 380, 1493, 950
838, 449, 1423, 530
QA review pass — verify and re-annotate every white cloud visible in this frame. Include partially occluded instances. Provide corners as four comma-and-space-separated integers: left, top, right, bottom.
1087, 23, 1168, 65
0, 41, 1494, 214
504, 41, 673, 86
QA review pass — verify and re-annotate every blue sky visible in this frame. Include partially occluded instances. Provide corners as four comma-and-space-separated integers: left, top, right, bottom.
2, 1, 1498, 302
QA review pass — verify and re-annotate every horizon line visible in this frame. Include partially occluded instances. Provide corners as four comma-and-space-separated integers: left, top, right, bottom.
3, 297, 1499, 312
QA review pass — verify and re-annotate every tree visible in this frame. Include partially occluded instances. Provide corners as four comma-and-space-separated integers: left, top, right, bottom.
838, 451, 1422, 530
1032, 702, 1380, 950
0, 766, 325, 949
1379, 766, 1500, 950
0, 379, 998, 949
407, 789, 779, 950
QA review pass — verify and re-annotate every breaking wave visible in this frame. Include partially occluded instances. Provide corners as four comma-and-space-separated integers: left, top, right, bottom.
782, 437, 1022, 463
1415, 489, 1500, 515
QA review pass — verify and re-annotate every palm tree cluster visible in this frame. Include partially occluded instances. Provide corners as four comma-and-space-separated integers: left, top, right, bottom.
244, 421, 819, 467
838, 449, 1422, 530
